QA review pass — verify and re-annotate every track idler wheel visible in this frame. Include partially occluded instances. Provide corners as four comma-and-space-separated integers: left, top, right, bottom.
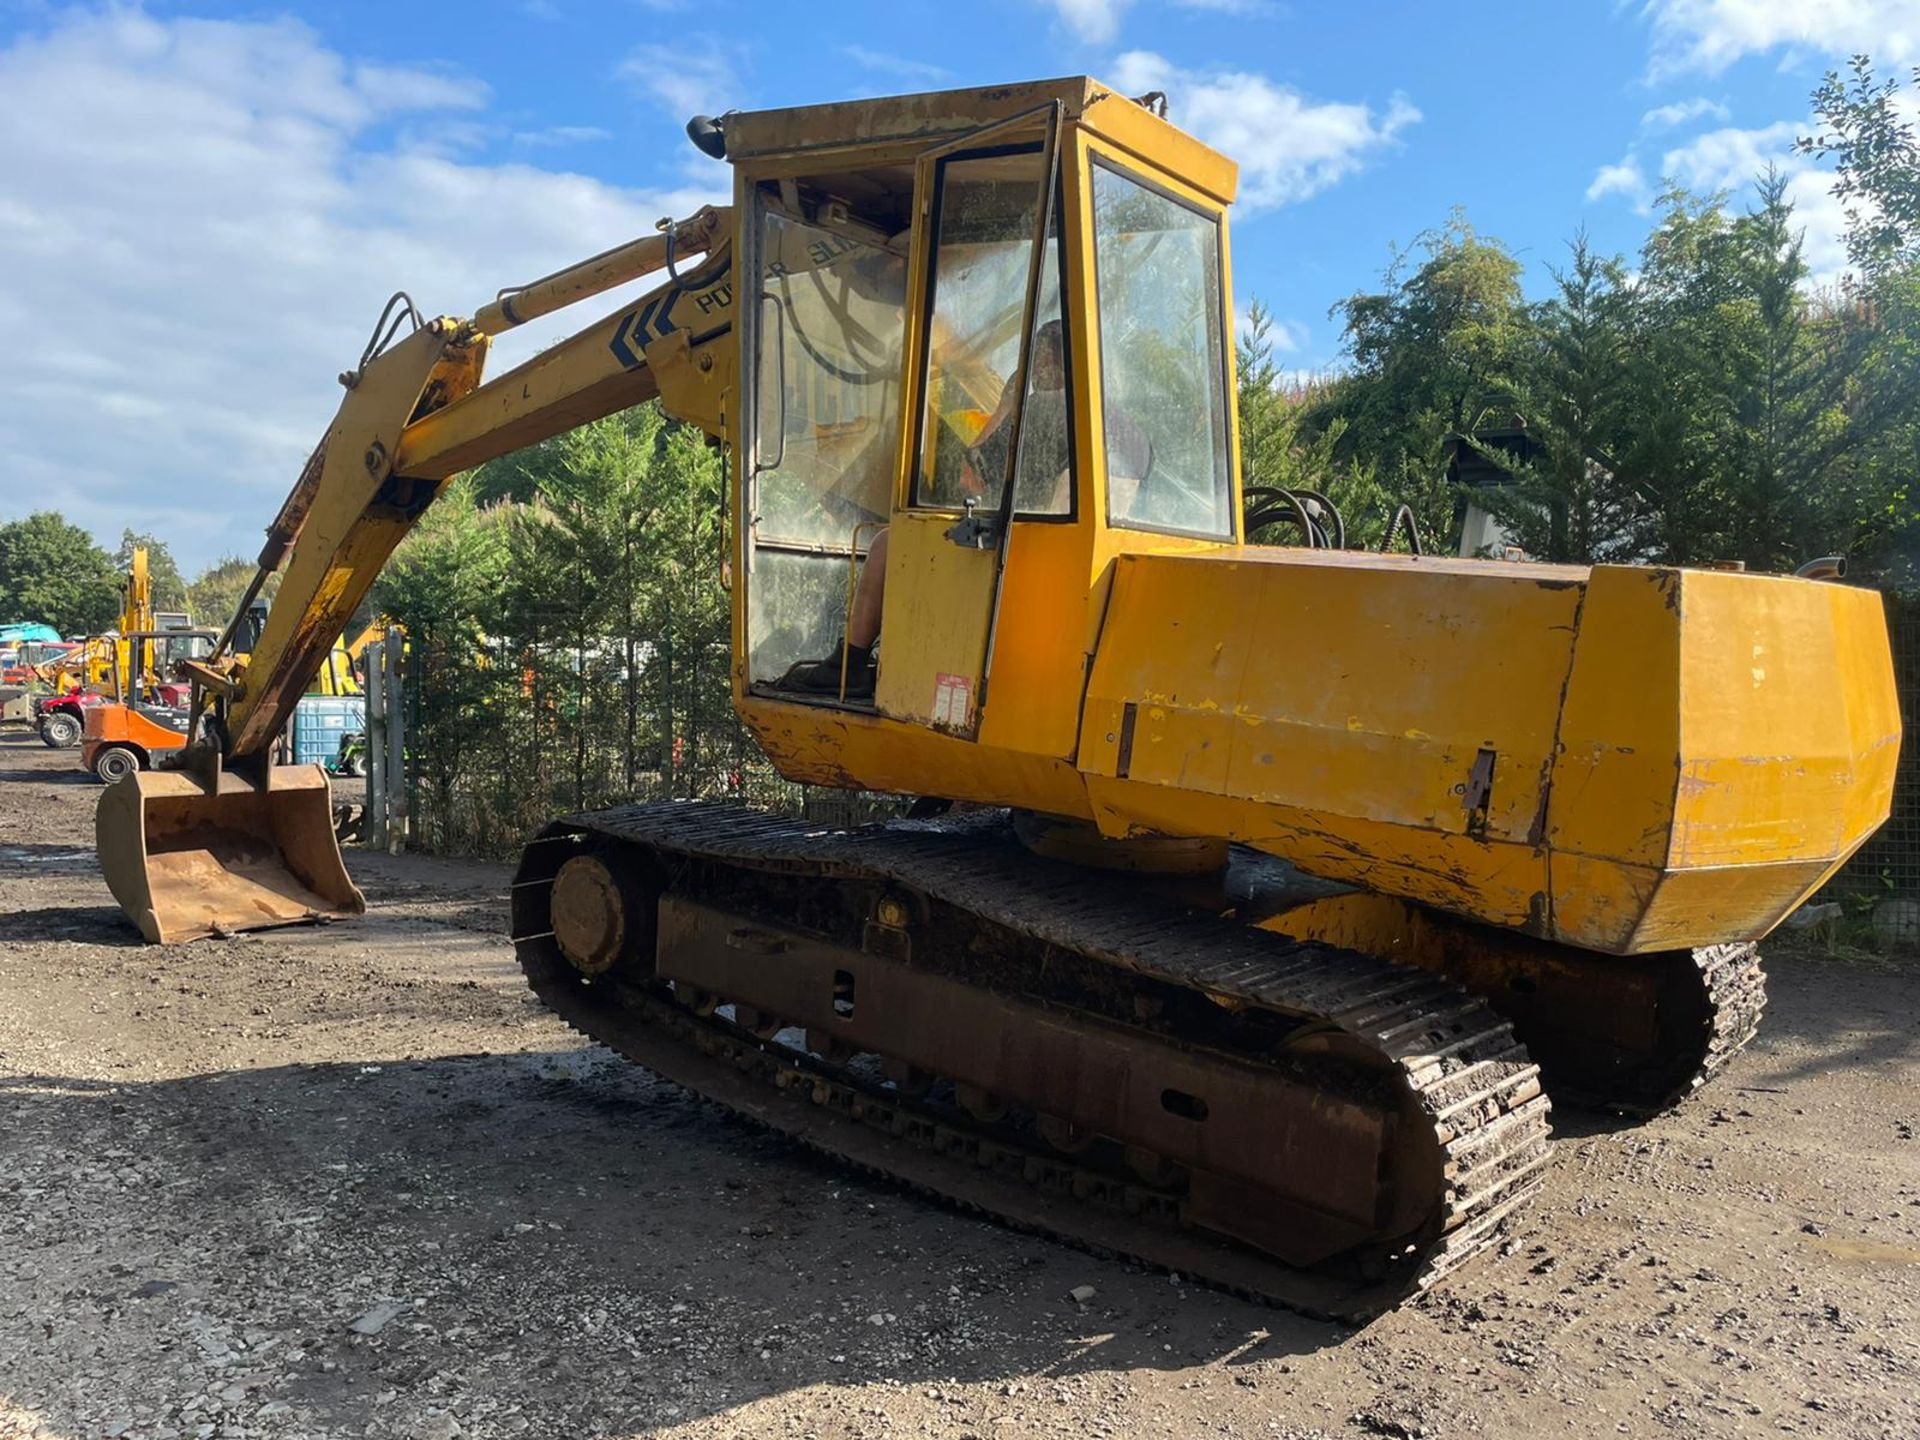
550, 853, 657, 977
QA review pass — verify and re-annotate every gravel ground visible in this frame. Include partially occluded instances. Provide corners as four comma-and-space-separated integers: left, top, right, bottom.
1, 728, 1918, 1440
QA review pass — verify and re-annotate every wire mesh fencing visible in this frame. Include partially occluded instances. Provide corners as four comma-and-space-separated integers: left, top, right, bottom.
1826, 589, 1919, 947
393, 634, 902, 861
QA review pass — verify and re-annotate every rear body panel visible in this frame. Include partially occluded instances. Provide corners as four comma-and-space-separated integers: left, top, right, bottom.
741, 545, 1900, 955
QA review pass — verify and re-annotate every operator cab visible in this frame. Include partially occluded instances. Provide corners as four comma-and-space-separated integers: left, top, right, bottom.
733, 78, 1239, 746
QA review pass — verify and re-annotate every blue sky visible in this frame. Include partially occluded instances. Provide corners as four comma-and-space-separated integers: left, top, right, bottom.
0, 0, 1909, 571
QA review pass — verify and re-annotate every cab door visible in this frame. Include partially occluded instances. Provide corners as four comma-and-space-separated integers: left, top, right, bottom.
872, 104, 1069, 738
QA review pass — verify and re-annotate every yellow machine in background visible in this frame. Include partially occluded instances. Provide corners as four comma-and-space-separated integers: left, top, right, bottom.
96, 78, 1900, 1317
310, 632, 365, 697
35, 546, 174, 696
31, 548, 166, 747
31, 635, 116, 694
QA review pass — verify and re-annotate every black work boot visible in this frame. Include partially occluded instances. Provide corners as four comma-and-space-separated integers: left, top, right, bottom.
777, 639, 876, 698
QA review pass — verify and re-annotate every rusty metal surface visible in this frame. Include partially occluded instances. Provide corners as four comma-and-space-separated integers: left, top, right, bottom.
509, 802, 1553, 1319
657, 893, 1393, 1258
1397, 924, 1767, 1114
550, 855, 630, 975
96, 766, 364, 945
721, 78, 1101, 160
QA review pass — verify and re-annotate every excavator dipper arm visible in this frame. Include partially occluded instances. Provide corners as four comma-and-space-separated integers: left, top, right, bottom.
226, 204, 732, 765
96, 207, 734, 944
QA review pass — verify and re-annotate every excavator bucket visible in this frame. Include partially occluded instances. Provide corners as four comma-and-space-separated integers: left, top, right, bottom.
96, 766, 364, 944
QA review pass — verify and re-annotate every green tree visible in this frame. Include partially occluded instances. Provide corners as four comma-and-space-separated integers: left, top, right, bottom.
1825, 274, 1920, 584
1324, 211, 1531, 547
1799, 55, 1920, 277
503, 408, 664, 808
1719, 171, 1856, 570
113, 530, 188, 614
496, 406, 734, 807
1306, 174, 1900, 571
1799, 55, 1920, 585
635, 424, 733, 797
1621, 188, 1747, 564
374, 475, 514, 849
1487, 184, 1858, 571
1235, 304, 1390, 545
0, 512, 121, 635
186, 556, 281, 633
1598, 179, 1862, 570
1481, 236, 1646, 562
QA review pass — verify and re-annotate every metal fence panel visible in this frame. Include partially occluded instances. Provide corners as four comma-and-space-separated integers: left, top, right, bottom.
1831, 592, 1918, 944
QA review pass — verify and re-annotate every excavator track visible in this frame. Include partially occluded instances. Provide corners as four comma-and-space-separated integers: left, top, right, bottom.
1068, 846, 1770, 1119
1383, 920, 1769, 1117
1595, 941, 1767, 1115
511, 804, 1553, 1321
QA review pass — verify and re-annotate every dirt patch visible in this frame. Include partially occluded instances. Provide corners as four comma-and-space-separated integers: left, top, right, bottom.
2, 731, 1918, 1439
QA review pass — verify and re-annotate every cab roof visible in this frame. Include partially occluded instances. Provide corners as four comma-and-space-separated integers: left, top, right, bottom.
720, 76, 1238, 206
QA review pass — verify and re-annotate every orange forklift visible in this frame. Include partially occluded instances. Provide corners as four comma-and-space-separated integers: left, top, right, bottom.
80, 614, 366, 781
80, 630, 216, 782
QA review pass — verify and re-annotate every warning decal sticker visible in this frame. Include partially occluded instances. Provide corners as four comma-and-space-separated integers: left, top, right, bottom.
931, 672, 972, 728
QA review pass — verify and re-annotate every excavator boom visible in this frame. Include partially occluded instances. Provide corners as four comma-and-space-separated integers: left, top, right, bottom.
96, 208, 733, 943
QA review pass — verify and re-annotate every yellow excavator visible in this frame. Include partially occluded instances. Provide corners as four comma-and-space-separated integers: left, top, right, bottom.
95, 78, 1900, 1318
32, 546, 166, 747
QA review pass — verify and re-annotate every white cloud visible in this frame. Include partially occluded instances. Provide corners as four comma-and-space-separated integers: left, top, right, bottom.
1043, 0, 1271, 40
1233, 306, 1307, 352
1587, 117, 1854, 282
1659, 118, 1803, 185
1660, 120, 1851, 278
1587, 156, 1652, 207
1640, 95, 1730, 130
1110, 52, 1419, 211
619, 36, 744, 118
839, 45, 951, 82
1039, 0, 1136, 44
1269, 317, 1309, 353
1642, 0, 1920, 77
512, 124, 613, 147
0, 9, 728, 572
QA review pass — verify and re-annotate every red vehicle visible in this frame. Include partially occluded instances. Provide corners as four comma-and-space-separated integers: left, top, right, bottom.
35, 688, 105, 748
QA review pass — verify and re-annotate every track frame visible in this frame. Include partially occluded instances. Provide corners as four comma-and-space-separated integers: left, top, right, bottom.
512, 804, 1555, 1320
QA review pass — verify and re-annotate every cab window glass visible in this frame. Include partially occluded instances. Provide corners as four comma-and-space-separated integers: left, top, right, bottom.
913, 148, 1071, 517
1092, 160, 1232, 537
746, 201, 909, 683
754, 212, 908, 547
